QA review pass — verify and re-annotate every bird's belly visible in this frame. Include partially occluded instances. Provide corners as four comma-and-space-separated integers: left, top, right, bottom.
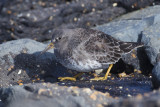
64, 59, 109, 72
54, 49, 109, 72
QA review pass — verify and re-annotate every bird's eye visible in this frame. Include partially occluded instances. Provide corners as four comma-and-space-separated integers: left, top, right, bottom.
58, 37, 61, 40
56, 37, 61, 41
53, 37, 62, 42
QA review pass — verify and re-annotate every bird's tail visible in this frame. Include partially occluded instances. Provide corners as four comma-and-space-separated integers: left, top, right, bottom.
119, 42, 144, 53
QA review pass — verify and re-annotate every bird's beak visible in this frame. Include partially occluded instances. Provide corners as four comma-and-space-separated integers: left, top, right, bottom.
40, 43, 54, 55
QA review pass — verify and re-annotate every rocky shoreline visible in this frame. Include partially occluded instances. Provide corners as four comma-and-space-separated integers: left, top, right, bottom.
1, 0, 160, 107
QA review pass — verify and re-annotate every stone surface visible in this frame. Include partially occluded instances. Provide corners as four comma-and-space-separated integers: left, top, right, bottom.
152, 54, 160, 89
0, 83, 116, 107
1, 2, 160, 107
0, 39, 68, 87
0, 0, 5, 12
141, 23, 160, 65
152, 62, 160, 89
59, 75, 152, 97
95, 5, 160, 42
112, 0, 154, 11
0, 38, 53, 56
0, 0, 126, 44
95, 19, 148, 42
108, 89, 160, 107
116, 5, 160, 21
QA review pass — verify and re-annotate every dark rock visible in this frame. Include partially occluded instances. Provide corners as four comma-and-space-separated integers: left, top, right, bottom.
95, 7, 160, 42
108, 89, 160, 107
0, 0, 5, 12
0, 0, 126, 44
0, 0, 159, 44
112, 0, 154, 11
95, 19, 147, 42
0, 83, 116, 107
59, 75, 152, 97
152, 54, 160, 89
142, 23, 160, 65
152, 62, 160, 89
115, 5, 160, 21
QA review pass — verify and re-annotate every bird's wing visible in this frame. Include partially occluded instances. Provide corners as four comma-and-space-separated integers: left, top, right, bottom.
84, 30, 123, 64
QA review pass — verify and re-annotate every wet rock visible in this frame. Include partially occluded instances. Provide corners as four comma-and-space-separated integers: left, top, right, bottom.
0, 83, 116, 107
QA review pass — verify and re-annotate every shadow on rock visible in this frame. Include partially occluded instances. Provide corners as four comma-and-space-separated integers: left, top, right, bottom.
8, 52, 71, 84
137, 47, 153, 75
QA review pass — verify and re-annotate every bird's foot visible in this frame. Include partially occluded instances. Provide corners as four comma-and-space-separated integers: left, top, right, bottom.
58, 73, 83, 81
90, 77, 108, 81
91, 64, 113, 81
58, 77, 76, 81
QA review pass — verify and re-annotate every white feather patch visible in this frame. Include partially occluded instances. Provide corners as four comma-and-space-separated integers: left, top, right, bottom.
65, 59, 109, 72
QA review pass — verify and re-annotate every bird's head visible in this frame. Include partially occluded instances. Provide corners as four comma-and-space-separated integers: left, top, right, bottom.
41, 29, 64, 54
